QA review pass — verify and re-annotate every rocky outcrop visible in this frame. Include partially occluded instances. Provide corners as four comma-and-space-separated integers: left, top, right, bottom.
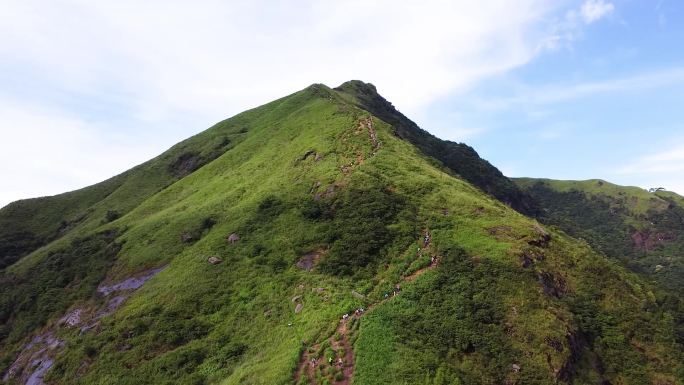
537, 271, 568, 298
296, 250, 325, 271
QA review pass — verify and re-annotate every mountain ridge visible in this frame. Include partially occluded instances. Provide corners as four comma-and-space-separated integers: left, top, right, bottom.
0, 82, 682, 385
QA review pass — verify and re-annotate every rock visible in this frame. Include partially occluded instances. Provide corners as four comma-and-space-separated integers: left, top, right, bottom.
301, 149, 316, 161
169, 152, 203, 178
97, 267, 166, 296
291, 295, 302, 303
351, 290, 365, 300
512, 363, 521, 373
313, 287, 325, 293
314, 153, 323, 162
227, 233, 240, 244
520, 254, 533, 268
180, 232, 196, 243
538, 271, 568, 298
294, 303, 303, 314
324, 185, 336, 198
528, 224, 552, 247
296, 251, 323, 271
59, 308, 83, 327
546, 337, 564, 352
309, 181, 322, 194
208, 256, 223, 265
655, 264, 664, 272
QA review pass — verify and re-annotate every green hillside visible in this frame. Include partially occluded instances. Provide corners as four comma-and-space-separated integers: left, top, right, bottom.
1, 83, 682, 385
515, 178, 684, 293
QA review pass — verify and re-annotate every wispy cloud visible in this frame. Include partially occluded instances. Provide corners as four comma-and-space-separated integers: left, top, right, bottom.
537, 0, 615, 51
580, 0, 615, 24
470, 67, 684, 111
617, 143, 684, 175
613, 141, 684, 195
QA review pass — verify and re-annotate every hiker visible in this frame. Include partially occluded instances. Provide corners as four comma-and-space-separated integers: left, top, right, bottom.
431, 256, 435, 264
342, 313, 349, 320
338, 357, 343, 366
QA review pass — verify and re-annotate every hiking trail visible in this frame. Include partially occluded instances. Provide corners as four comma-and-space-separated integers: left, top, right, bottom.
293, 231, 437, 385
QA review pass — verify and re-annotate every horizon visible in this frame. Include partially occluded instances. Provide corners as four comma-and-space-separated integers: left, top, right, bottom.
1, 0, 683, 207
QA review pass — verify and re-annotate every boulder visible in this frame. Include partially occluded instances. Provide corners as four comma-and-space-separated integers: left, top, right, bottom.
180, 232, 196, 243
294, 303, 303, 314
208, 256, 223, 265
227, 233, 240, 244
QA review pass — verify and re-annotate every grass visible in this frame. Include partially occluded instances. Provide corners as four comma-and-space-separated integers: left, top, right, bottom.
0, 82, 682, 385
515, 177, 684, 293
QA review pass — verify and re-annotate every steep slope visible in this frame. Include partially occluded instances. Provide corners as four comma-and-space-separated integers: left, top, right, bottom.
0, 111, 249, 269
515, 178, 684, 292
0, 84, 682, 385
334, 80, 538, 215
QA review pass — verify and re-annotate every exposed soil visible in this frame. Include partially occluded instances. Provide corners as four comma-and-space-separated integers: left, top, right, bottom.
631, 230, 671, 251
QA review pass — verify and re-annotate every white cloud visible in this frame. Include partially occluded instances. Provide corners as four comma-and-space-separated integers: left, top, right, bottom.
618, 144, 684, 175
535, 0, 614, 52
1, 0, 578, 207
0, 0, 563, 120
614, 142, 684, 195
469, 67, 684, 111
580, 0, 615, 24
0, 99, 162, 207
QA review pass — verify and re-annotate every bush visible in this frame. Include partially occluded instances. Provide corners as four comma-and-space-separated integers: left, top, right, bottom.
319, 186, 407, 276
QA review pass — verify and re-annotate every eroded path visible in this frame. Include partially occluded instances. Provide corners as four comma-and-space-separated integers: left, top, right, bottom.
293, 231, 437, 385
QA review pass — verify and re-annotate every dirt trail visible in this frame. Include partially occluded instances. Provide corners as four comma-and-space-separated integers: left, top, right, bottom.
293, 231, 436, 385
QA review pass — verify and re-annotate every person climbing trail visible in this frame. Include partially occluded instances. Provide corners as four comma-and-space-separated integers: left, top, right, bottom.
293, 230, 440, 385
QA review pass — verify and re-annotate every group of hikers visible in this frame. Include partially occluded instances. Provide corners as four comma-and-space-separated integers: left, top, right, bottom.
309, 356, 344, 369
301, 231, 438, 380
342, 307, 365, 320
383, 285, 401, 299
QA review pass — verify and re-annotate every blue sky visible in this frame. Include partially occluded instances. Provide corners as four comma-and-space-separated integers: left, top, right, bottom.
0, 0, 682, 207
421, 0, 684, 192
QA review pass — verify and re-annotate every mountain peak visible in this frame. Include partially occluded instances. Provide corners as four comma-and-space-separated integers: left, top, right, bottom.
334, 79, 378, 94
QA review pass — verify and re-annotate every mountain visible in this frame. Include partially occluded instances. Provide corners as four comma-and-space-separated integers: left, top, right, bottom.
515, 178, 684, 293
1, 82, 682, 385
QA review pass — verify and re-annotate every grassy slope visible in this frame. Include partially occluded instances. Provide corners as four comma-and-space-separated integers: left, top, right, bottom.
333, 80, 538, 216
0, 85, 682, 385
0, 109, 249, 270
515, 177, 684, 292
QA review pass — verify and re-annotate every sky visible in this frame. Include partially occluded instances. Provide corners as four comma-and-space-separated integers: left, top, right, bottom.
1, 0, 683, 208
